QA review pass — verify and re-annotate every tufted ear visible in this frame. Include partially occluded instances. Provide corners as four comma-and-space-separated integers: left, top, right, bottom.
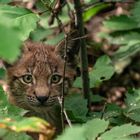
55, 30, 80, 68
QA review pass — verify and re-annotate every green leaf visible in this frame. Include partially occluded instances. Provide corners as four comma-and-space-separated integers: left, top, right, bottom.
0, 5, 39, 62
100, 124, 140, 140
113, 42, 140, 61
103, 15, 138, 31
0, 86, 24, 117
0, 25, 21, 62
126, 109, 140, 123
31, 27, 53, 41
124, 89, 140, 122
131, 0, 140, 25
0, 117, 54, 140
104, 103, 122, 120
0, 129, 32, 140
105, 32, 140, 63
83, 3, 111, 22
0, 117, 52, 133
0, 0, 12, 3
0, 68, 6, 79
90, 94, 105, 102
64, 94, 88, 122
0, 5, 39, 40
104, 32, 140, 46
84, 119, 109, 140
56, 126, 85, 140
99, 32, 140, 73
90, 55, 115, 85
45, 32, 64, 45
56, 119, 109, 140
35, 0, 47, 11
73, 55, 115, 88
125, 89, 140, 112
84, 0, 98, 2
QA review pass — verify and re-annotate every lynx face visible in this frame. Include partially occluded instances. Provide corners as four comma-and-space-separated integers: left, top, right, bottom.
6, 40, 77, 112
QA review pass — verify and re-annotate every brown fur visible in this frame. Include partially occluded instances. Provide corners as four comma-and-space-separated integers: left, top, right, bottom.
5, 38, 78, 137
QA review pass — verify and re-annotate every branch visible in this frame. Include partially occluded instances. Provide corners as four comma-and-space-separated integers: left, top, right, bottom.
73, 0, 91, 111
60, 33, 68, 130
58, 97, 72, 127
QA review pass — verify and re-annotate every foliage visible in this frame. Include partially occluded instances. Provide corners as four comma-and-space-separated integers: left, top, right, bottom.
99, 0, 140, 73
56, 119, 140, 140
64, 94, 88, 122
103, 15, 138, 31
74, 55, 115, 88
0, 86, 54, 140
100, 123, 140, 140
124, 89, 140, 122
56, 119, 109, 140
83, 3, 111, 22
0, 117, 54, 135
0, 0, 140, 140
0, 68, 5, 79
0, 5, 39, 62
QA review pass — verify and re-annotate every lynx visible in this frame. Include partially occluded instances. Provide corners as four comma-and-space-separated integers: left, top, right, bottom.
4, 32, 79, 137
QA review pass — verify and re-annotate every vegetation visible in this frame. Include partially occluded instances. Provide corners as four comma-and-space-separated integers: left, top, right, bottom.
0, 0, 140, 140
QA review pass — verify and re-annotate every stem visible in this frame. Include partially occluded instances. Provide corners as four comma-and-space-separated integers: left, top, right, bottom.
41, 0, 69, 130
61, 34, 68, 130
101, 102, 107, 119
63, 109, 72, 127
73, 0, 91, 111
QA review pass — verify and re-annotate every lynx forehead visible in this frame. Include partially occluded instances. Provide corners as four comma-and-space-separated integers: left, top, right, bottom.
6, 41, 77, 112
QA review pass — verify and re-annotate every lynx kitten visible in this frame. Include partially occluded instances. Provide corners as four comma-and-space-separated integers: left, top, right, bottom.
4, 32, 79, 136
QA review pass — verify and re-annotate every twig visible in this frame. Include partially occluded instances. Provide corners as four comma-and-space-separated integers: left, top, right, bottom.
63, 109, 72, 127
41, 0, 71, 131
73, 0, 91, 112
101, 102, 107, 119
82, 0, 105, 10
61, 33, 68, 130
82, 0, 133, 11
38, 10, 49, 15
72, 34, 90, 41
58, 97, 72, 127
41, 0, 64, 30
57, 96, 64, 130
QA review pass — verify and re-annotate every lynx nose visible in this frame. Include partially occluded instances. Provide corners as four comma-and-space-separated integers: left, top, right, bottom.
36, 96, 48, 104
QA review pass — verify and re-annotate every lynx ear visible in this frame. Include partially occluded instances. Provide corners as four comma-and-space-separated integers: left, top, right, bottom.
55, 30, 80, 68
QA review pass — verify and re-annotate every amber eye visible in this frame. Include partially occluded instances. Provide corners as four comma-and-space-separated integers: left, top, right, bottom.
51, 74, 62, 84
22, 74, 33, 84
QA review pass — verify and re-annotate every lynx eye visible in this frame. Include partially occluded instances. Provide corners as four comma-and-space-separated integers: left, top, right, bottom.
51, 74, 62, 84
22, 74, 33, 84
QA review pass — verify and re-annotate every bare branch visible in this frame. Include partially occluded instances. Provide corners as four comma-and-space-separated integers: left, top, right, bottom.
58, 97, 72, 127
73, 0, 91, 112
